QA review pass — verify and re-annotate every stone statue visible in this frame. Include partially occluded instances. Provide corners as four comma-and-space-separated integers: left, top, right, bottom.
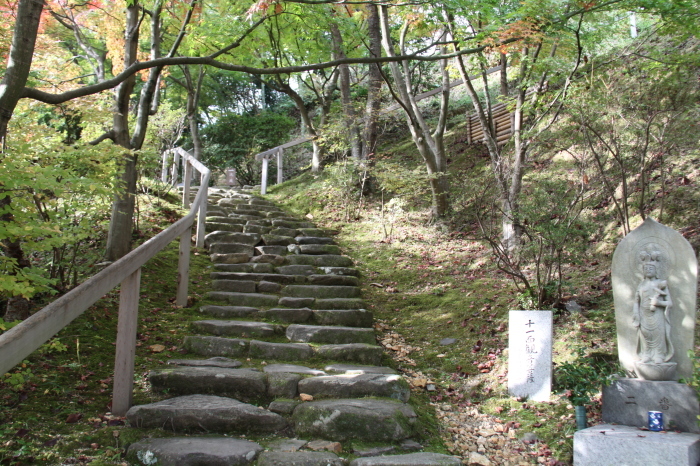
632, 250, 675, 380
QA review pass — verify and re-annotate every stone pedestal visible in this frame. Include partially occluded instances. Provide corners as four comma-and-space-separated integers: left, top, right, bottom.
602, 378, 700, 433
574, 424, 700, 465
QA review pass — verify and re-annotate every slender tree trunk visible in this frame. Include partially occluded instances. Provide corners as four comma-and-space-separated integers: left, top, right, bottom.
0, 0, 46, 319
362, 4, 382, 160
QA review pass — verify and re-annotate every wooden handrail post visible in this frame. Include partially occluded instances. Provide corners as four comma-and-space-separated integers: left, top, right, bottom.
161, 151, 170, 183
112, 268, 142, 417
176, 227, 191, 307
171, 150, 180, 187
261, 157, 269, 195
277, 148, 284, 185
196, 172, 207, 248
183, 158, 192, 209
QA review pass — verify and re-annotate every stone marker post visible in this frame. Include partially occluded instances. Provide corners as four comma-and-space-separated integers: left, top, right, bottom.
225, 168, 238, 187
508, 310, 553, 401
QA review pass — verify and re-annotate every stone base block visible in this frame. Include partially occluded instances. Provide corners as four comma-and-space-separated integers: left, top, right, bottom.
574, 424, 700, 465
602, 378, 700, 433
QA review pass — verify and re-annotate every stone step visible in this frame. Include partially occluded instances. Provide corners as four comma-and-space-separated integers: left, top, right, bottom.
286, 324, 376, 345
206, 222, 243, 233
207, 291, 279, 308
313, 298, 365, 310
209, 243, 255, 255
256, 245, 288, 256
285, 255, 354, 268
261, 234, 296, 246
167, 357, 242, 368
298, 228, 330, 237
265, 211, 290, 219
319, 267, 360, 277
212, 279, 256, 293
235, 205, 281, 213
205, 216, 247, 225
349, 453, 462, 465
149, 367, 267, 402
249, 340, 314, 361
192, 320, 284, 338
312, 309, 373, 327
184, 336, 249, 357
230, 214, 267, 222
272, 219, 315, 229
204, 231, 261, 246
219, 198, 247, 207
243, 224, 272, 234
269, 227, 299, 237
324, 364, 397, 375
199, 305, 260, 318
210, 252, 252, 265
275, 265, 319, 276
214, 263, 275, 273
258, 451, 344, 466
308, 274, 359, 286
126, 437, 263, 466
292, 399, 417, 442
296, 236, 335, 245
126, 394, 288, 434
263, 364, 326, 376
282, 285, 361, 299
260, 307, 313, 323
316, 344, 384, 365
293, 244, 342, 255
245, 218, 273, 226
297, 373, 410, 402
210, 272, 303, 284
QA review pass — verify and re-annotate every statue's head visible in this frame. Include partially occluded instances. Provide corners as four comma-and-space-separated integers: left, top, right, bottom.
640, 250, 662, 278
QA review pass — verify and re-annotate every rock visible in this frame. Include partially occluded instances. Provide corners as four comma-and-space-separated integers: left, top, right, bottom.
296, 236, 335, 245
260, 308, 313, 323
312, 309, 374, 328
263, 364, 326, 376
256, 246, 289, 256
349, 453, 462, 465
268, 400, 301, 416
269, 228, 299, 237
313, 298, 365, 310
206, 222, 243, 233
192, 320, 283, 338
316, 343, 384, 365
279, 297, 316, 308
209, 243, 255, 255
324, 364, 397, 375
126, 394, 288, 434
298, 244, 342, 255
308, 274, 359, 287
210, 253, 252, 264
353, 446, 396, 457
149, 367, 267, 402
400, 440, 422, 451
211, 280, 257, 293
167, 357, 242, 369
126, 437, 262, 466
439, 338, 457, 346
297, 373, 410, 402
199, 305, 259, 318
207, 292, 279, 308
467, 452, 492, 466
267, 372, 302, 398
183, 336, 249, 358
282, 285, 361, 299
249, 340, 314, 361
565, 300, 582, 313
299, 393, 314, 401
262, 235, 297, 246
305, 440, 342, 453
258, 281, 283, 293
520, 432, 539, 444
256, 451, 344, 466
287, 324, 376, 345
251, 254, 285, 265
276, 265, 319, 276
293, 398, 417, 442
319, 267, 360, 276
266, 438, 307, 452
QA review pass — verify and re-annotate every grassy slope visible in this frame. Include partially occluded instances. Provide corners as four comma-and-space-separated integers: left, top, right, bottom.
266, 109, 700, 463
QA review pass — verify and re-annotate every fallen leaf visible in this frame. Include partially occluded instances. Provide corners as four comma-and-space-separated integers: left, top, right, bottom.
66, 413, 82, 423
149, 344, 166, 353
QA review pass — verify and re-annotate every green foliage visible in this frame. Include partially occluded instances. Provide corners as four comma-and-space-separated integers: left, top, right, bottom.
0, 318, 21, 333
555, 349, 618, 406
681, 350, 700, 425
200, 111, 297, 185
3, 361, 33, 392
372, 158, 432, 209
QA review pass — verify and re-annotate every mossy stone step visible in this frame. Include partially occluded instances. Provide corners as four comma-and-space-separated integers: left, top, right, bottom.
272, 219, 315, 229
206, 291, 279, 308
308, 274, 359, 286
275, 265, 319, 276
257, 451, 344, 466
210, 272, 304, 284
261, 234, 297, 246
214, 263, 275, 273
206, 222, 243, 233
211, 279, 256, 293
149, 367, 267, 402
256, 245, 288, 256
286, 324, 375, 345
324, 364, 397, 374
292, 398, 417, 442
192, 320, 284, 338
204, 231, 261, 246
312, 309, 373, 328
313, 298, 365, 310
249, 340, 314, 361
296, 236, 336, 245
316, 343, 384, 365
199, 305, 259, 318
126, 437, 263, 466
297, 373, 410, 402
260, 307, 313, 323
269, 227, 299, 237
319, 267, 360, 277
349, 453, 462, 465
205, 216, 247, 225
243, 224, 271, 234
126, 394, 288, 434
262, 364, 326, 376
167, 357, 242, 368
285, 255, 354, 268
184, 336, 249, 357
282, 285, 361, 299
209, 243, 255, 255
294, 244, 342, 255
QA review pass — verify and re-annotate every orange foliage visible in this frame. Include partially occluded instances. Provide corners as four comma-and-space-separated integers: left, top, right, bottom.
486, 17, 545, 54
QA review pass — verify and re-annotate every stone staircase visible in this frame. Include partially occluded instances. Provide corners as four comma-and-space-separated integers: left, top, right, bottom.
124, 187, 461, 466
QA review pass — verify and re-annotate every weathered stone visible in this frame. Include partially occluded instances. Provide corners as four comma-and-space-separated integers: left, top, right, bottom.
297, 228, 329, 237
199, 305, 259, 318
256, 246, 289, 256
244, 225, 271, 234
611, 218, 697, 380
126, 437, 262, 466
313, 298, 365, 310
353, 446, 396, 458
262, 235, 297, 246
206, 222, 243, 233
293, 399, 417, 442
314, 255, 355, 267
207, 292, 279, 308
192, 320, 283, 338
267, 372, 302, 398
209, 243, 255, 255
349, 453, 463, 465
270, 228, 299, 237
283, 285, 361, 299
204, 229, 247, 246
265, 211, 290, 219
210, 232, 261, 246
258, 281, 282, 293
210, 253, 252, 264
266, 438, 307, 452
508, 310, 553, 402
249, 340, 314, 361
214, 263, 255, 273
319, 267, 360, 277
257, 451, 344, 466
306, 440, 342, 453
251, 254, 285, 265
183, 336, 249, 357
298, 244, 342, 255
279, 297, 315, 308
439, 338, 457, 346
206, 216, 246, 225
264, 364, 326, 376
602, 378, 700, 433
260, 308, 313, 323
149, 367, 267, 402
210, 272, 300, 284
286, 324, 376, 345
308, 275, 359, 287
283, 254, 316, 266
574, 424, 700, 466
313, 309, 373, 328
298, 373, 410, 402
324, 364, 397, 375
296, 236, 335, 245
316, 344, 384, 365
267, 400, 302, 416
212, 280, 257, 293
219, 198, 246, 207
126, 395, 288, 434
271, 219, 308, 229
168, 357, 242, 369
276, 265, 319, 276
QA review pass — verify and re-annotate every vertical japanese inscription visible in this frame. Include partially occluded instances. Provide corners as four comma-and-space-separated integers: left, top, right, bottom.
508, 311, 553, 401
525, 319, 537, 383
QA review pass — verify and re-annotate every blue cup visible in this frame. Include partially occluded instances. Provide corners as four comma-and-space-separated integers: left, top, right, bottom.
648, 411, 664, 431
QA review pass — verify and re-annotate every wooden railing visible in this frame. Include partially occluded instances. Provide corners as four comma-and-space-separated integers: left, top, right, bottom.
255, 136, 313, 195
0, 148, 209, 416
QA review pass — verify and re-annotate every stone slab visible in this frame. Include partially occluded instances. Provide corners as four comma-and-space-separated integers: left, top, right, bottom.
349, 453, 462, 465
149, 367, 267, 402
199, 305, 260, 318
313, 309, 373, 328
263, 364, 326, 376
282, 285, 361, 299
602, 378, 700, 433
286, 324, 376, 345
249, 340, 314, 361
313, 298, 365, 310
126, 437, 262, 466
212, 280, 257, 293
297, 373, 410, 402
192, 320, 283, 338
573, 424, 700, 465
296, 236, 335, 245
508, 310, 552, 402
316, 344, 384, 365
168, 357, 242, 368
260, 308, 313, 323
257, 451, 344, 466
611, 218, 697, 380
207, 292, 279, 308
265, 438, 308, 452
276, 265, 319, 276
183, 336, 249, 357
319, 266, 360, 276
324, 364, 397, 375
209, 243, 255, 255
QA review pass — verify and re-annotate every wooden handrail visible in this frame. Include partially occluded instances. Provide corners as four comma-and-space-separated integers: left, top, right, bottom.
0, 148, 210, 416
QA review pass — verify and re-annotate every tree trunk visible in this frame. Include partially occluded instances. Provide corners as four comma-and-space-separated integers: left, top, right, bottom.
0, 0, 46, 319
362, 4, 382, 160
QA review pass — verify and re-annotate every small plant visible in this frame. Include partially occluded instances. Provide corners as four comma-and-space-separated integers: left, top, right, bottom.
680, 350, 700, 425
555, 348, 617, 406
